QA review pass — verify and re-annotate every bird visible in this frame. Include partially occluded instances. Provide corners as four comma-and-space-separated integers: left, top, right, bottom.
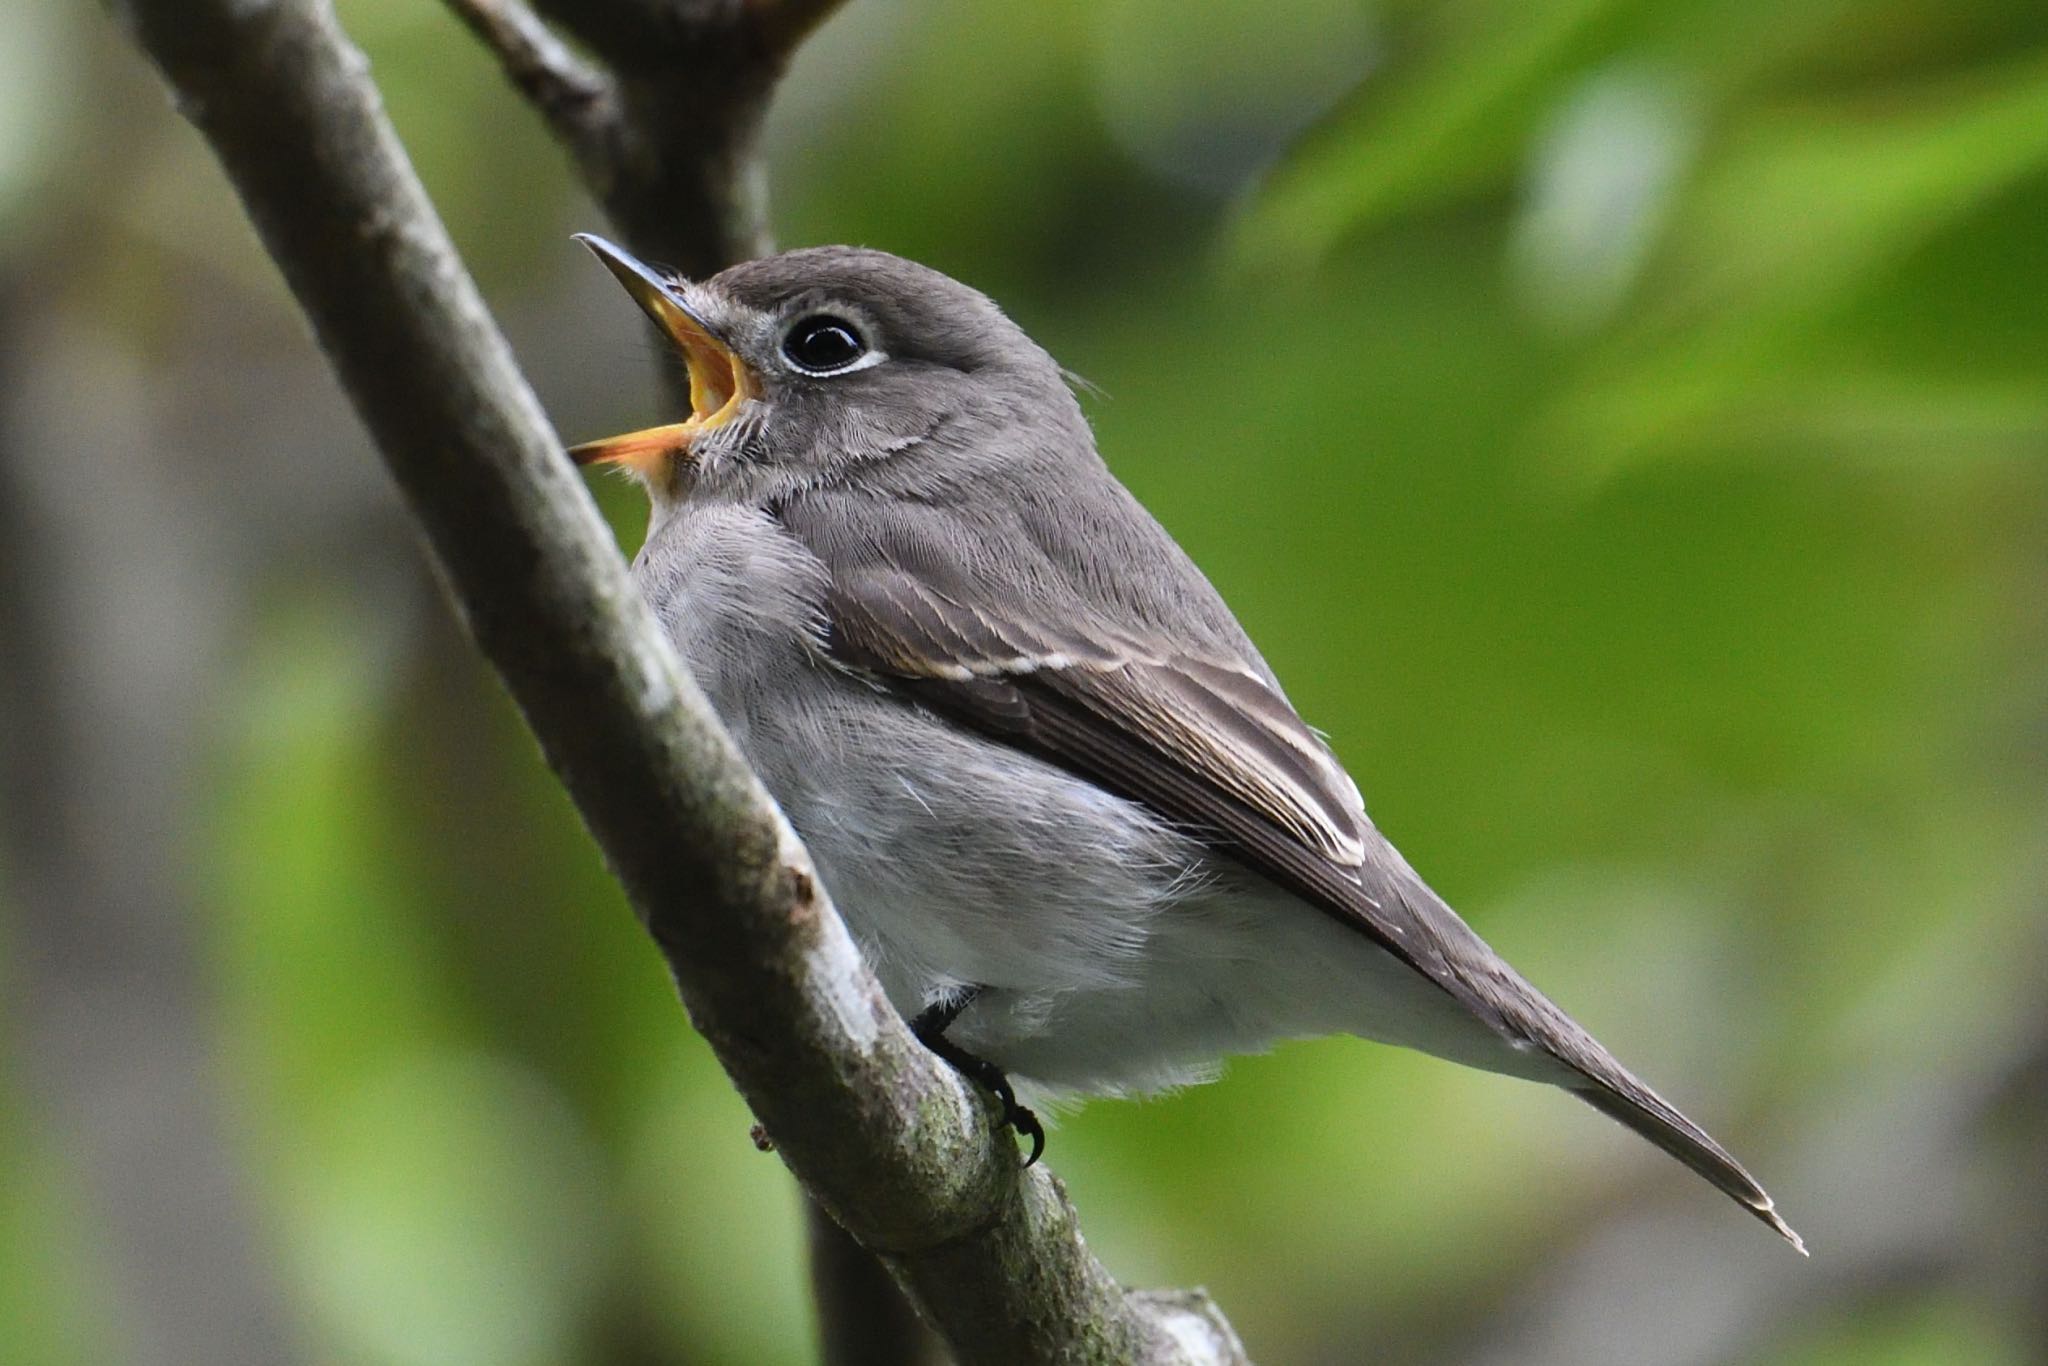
567, 232, 1804, 1252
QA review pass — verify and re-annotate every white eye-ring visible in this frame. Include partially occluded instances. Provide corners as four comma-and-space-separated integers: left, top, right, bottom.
781, 313, 887, 375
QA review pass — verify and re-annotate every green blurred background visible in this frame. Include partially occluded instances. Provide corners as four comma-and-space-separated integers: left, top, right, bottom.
2, 0, 2045, 1362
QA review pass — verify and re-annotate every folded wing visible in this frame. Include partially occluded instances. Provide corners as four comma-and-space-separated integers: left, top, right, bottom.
779, 494, 1802, 1250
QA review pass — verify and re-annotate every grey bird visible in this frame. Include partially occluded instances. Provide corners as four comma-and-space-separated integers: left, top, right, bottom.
568, 233, 1804, 1251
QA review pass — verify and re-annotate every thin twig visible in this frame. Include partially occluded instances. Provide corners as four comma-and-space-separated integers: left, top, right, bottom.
443, 0, 618, 164
754, 0, 856, 56
112, 0, 1247, 1359
445, 0, 854, 277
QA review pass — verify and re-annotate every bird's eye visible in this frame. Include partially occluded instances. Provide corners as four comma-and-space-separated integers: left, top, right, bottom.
781, 315, 868, 374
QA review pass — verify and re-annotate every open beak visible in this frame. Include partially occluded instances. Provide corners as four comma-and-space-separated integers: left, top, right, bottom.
567, 233, 757, 474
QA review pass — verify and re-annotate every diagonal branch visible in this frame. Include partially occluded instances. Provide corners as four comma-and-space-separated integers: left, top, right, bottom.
110, 0, 1248, 1360
448, 0, 924, 1352
808, 1199, 944, 1366
443, 0, 621, 172
447, 0, 856, 279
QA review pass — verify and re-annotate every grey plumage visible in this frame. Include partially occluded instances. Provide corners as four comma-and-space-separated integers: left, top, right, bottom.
572, 236, 1804, 1252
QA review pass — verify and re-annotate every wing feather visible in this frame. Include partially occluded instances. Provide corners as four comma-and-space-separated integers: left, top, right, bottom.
771, 491, 1800, 1246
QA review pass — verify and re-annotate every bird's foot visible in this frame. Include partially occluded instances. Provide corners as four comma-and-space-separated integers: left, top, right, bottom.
911, 993, 1045, 1167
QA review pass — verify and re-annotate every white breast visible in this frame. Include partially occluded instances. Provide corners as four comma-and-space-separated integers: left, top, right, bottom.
633, 503, 830, 753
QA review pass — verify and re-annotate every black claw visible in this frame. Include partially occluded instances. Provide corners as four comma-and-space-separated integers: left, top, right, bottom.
1014, 1106, 1045, 1167
911, 989, 1045, 1165
962, 1057, 1042, 1163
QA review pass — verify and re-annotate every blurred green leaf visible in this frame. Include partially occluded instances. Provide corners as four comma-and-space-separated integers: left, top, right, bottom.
296, 1051, 614, 1366
1542, 54, 2048, 476
1231, 0, 1864, 266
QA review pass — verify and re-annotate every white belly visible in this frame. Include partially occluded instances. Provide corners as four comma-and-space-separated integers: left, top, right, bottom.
732, 677, 1537, 1097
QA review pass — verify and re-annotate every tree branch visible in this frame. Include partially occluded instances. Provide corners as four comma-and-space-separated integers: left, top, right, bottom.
448, 0, 855, 278
111, 0, 1248, 1359
448, 0, 926, 1352
808, 1196, 943, 1366
443, 0, 621, 173
0, 260, 302, 1366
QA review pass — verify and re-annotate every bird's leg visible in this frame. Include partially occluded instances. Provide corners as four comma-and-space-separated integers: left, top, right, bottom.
910, 987, 1045, 1166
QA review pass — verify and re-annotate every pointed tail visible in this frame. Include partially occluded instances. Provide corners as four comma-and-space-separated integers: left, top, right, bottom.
1371, 862, 1806, 1251
1571, 1073, 1805, 1253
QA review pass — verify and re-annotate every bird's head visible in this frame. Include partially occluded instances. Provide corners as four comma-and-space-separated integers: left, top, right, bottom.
569, 235, 1076, 506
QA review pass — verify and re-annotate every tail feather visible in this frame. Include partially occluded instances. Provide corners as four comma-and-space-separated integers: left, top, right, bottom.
1379, 865, 1805, 1251
1573, 1080, 1806, 1254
